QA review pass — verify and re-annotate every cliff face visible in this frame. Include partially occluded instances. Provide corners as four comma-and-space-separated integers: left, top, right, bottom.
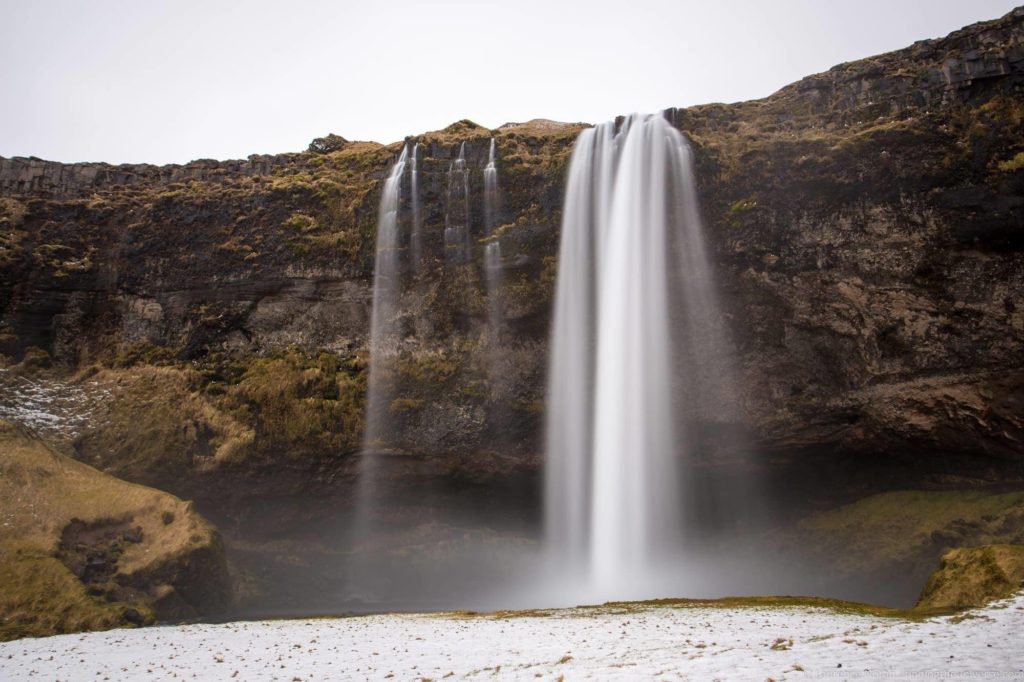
1, 8, 1023, 516
677, 8, 1024, 488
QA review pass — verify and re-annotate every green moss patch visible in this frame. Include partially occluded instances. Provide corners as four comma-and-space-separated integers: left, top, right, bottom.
73, 366, 255, 485
222, 349, 365, 457
0, 547, 134, 641
996, 151, 1024, 173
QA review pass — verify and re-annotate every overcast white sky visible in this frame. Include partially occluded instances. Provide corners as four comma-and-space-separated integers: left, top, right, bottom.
1, 0, 1018, 164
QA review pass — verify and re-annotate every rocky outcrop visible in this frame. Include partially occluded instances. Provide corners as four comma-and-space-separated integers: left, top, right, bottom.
917, 544, 1024, 610
0, 421, 230, 640
0, 153, 301, 198
0, 10, 1022, 533
776, 7, 1024, 117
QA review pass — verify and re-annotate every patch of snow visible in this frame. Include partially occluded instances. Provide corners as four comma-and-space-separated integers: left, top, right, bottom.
0, 369, 110, 442
2, 593, 1023, 680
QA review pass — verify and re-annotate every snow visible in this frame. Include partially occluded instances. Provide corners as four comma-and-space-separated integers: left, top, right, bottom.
0, 368, 110, 443
3, 593, 1023, 681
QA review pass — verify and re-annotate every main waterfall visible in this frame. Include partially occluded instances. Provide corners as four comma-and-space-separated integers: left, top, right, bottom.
545, 113, 718, 598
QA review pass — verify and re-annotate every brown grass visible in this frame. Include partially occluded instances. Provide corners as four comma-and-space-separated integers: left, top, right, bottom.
0, 421, 223, 640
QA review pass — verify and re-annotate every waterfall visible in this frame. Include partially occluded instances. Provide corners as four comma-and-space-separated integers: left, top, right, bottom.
544, 113, 722, 598
351, 145, 409, 586
483, 138, 499, 236
411, 143, 422, 271
444, 141, 471, 264
484, 241, 504, 398
543, 123, 612, 571
483, 138, 503, 346
362, 144, 409, 451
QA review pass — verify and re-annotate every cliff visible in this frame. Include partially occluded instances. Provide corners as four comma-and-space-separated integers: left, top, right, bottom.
1, 7, 1023, 605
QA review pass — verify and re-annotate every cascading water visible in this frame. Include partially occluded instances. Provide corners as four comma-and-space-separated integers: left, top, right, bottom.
411, 143, 422, 271
483, 138, 503, 344
543, 122, 613, 572
483, 138, 499, 237
444, 141, 471, 264
544, 113, 725, 599
363, 144, 409, 451
351, 145, 409, 577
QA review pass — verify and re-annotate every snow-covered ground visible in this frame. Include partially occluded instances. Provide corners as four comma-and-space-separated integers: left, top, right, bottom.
0, 368, 109, 443
2, 594, 1022, 681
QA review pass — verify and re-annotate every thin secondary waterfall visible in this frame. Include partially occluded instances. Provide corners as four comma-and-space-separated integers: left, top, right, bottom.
483, 138, 499, 236
352, 145, 409, 571
445, 141, 471, 264
483, 138, 503, 343
411, 143, 422, 270
362, 144, 409, 451
545, 114, 717, 598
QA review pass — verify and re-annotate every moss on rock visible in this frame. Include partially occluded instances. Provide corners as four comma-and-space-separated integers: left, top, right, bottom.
783, 489, 1024, 606
219, 348, 365, 458
795, 490, 1024, 574
917, 544, 1024, 610
73, 366, 256, 486
73, 350, 366, 490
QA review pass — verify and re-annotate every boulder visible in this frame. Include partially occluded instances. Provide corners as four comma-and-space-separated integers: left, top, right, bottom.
916, 544, 1024, 610
307, 133, 349, 154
